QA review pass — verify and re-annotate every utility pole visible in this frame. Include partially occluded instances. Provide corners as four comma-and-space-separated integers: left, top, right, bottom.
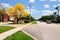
30, 3, 32, 22
29, 0, 35, 22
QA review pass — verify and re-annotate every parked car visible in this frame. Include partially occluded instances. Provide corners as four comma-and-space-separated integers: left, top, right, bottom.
46, 20, 51, 24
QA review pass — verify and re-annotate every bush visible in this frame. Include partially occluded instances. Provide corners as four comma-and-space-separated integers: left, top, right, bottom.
24, 20, 30, 23
51, 20, 60, 23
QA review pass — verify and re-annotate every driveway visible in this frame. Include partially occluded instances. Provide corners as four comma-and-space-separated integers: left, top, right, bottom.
0, 22, 25, 28
23, 21, 60, 40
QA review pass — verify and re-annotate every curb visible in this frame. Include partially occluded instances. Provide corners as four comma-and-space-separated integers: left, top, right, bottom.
22, 30, 38, 40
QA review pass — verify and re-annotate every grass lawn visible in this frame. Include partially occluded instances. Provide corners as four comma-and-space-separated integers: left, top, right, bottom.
32, 21, 37, 24
0, 26, 14, 33
4, 30, 34, 40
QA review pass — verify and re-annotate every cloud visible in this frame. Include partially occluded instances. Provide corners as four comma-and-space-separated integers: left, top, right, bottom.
25, 7, 40, 14
41, 10, 60, 16
53, 4, 60, 8
44, 4, 50, 8
40, 0, 58, 2
58, 0, 60, 2
41, 10, 53, 15
25, 7, 40, 19
1, 3, 12, 8
49, 0, 57, 2
53, 5, 58, 8
58, 4, 60, 6
26, 7, 30, 9
29, 0, 35, 3
59, 11, 60, 15
40, 0, 47, 1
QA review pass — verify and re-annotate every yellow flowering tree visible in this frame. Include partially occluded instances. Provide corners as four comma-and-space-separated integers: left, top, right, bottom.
21, 11, 29, 18
15, 3, 25, 11
8, 7, 15, 17
8, 3, 30, 23
14, 3, 25, 23
8, 7, 19, 23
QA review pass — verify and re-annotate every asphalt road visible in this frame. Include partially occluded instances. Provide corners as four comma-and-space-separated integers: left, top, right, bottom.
23, 21, 60, 40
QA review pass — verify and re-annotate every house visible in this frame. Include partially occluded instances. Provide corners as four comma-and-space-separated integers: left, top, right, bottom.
0, 13, 8, 22
3, 14, 8, 22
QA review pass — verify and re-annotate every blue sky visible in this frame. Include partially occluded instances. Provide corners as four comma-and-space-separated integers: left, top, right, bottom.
0, 0, 60, 19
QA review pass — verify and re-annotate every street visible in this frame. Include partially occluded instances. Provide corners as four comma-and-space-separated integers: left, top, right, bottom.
23, 21, 60, 40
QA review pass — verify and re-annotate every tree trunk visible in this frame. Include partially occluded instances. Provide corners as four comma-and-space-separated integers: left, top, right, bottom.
14, 15, 18, 24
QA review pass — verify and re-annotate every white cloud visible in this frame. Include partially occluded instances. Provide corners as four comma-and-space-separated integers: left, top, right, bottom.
58, 0, 60, 2
58, 4, 60, 6
49, 0, 57, 2
41, 10, 60, 16
25, 7, 40, 14
25, 7, 40, 19
40, 0, 45, 1
54, 10, 57, 12
41, 10, 53, 15
40, 0, 58, 2
53, 5, 58, 8
29, 0, 35, 3
53, 4, 60, 8
40, 0, 47, 1
1, 3, 12, 8
44, 4, 50, 8
59, 11, 60, 15
26, 7, 30, 9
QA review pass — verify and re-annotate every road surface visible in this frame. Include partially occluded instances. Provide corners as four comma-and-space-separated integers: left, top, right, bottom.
23, 21, 60, 40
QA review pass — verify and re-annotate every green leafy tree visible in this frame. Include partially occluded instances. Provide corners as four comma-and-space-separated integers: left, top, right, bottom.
38, 15, 54, 22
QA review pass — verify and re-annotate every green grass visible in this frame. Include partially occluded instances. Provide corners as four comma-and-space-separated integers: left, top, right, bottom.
0, 26, 14, 33
32, 21, 37, 24
4, 30, 34, 40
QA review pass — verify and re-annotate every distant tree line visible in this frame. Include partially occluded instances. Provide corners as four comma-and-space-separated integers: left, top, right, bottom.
38, 6, 60, 23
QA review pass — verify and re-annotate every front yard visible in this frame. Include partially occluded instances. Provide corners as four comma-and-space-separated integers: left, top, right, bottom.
4, 30, 34, 40
0, 26, 14, 33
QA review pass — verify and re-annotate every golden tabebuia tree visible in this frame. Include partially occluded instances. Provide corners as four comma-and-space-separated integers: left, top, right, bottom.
8, 3, 29, 23
8, 8, 15, 13
8, 7, 15, 17
15, 3, 25, 11
21, 11, 29, 18
0, 10, 4, 14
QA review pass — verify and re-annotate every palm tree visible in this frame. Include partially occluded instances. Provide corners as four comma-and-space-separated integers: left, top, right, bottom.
53, 12, 57, 21
55, 6, 59, 17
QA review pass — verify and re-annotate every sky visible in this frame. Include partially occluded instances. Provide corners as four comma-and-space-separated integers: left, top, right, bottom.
0, 0, 60, 19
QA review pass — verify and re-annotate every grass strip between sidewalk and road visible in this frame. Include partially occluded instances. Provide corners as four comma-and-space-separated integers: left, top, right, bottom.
4, 30, 34, 40
0, 26, 14, 33
32, 21, 37, 24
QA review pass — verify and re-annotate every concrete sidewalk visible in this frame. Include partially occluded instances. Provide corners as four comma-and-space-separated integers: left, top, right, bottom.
0, 22, 12, 25
0, 22, 32, 40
